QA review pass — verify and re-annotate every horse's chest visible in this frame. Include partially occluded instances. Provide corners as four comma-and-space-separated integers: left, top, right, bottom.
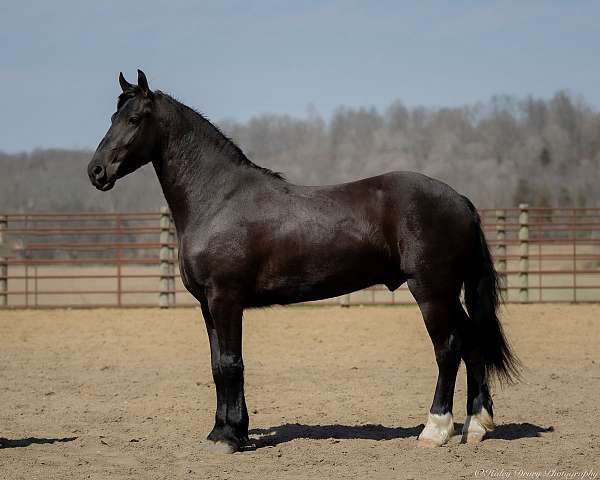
177, 239, 213, 291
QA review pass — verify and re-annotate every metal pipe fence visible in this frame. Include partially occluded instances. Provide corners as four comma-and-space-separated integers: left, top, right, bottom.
1, 206, 600, 308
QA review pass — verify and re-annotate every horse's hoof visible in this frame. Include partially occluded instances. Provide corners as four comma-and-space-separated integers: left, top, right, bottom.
464, 431, 485, 444
418, 412, 454, 447
204, 440, 239, 454
461, 407, 494, 444
418, 437, 445, 448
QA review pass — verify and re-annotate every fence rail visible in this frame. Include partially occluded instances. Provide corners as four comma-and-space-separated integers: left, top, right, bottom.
1, 206, 600, 308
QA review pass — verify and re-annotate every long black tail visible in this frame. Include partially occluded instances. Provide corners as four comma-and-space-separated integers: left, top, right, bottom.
462, 196, 520, 384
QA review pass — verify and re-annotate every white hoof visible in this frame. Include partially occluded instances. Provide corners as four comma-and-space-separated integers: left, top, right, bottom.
462, 407, 494, 444
418, 412, 454, 447
204, 440, 238, 454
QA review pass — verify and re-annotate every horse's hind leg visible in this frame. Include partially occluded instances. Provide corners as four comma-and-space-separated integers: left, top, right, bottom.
409, 279, 462, 447
459, 307, 495, 443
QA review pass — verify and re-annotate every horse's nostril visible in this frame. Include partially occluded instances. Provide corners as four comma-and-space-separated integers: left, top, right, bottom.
92, 165, 104, 178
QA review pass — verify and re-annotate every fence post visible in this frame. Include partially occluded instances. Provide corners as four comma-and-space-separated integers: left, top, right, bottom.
518, 204, 529, 303
339, 293, 351, 307
0, 215, 7, 307
159, 207, 175, 308
495, 209, 507, 301
116, 214, 123, 308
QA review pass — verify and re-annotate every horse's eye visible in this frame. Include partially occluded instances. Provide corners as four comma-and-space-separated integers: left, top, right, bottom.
129, 116, 141, 125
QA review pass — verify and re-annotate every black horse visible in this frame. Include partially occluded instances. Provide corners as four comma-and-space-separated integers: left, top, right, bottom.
88, 70, 519, 453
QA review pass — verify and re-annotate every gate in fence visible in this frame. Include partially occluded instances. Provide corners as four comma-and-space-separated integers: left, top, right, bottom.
1, 206, 600, 308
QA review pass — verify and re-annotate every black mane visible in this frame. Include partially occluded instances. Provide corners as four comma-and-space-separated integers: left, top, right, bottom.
158, 91, 286, 181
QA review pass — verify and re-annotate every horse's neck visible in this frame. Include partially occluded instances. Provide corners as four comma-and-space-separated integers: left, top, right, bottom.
154, 146, 234, 233
152, 105, 252, 233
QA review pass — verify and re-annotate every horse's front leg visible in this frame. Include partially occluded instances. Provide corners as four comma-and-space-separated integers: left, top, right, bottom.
201, 294, 248, 454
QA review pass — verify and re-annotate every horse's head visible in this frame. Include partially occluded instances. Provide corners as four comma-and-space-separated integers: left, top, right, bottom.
88, 70, 161, 191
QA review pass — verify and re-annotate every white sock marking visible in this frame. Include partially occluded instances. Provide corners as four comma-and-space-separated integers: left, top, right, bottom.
418, 412, 454, 446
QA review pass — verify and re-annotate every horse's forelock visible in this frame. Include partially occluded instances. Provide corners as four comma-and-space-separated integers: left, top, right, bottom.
117, 88, 140, 110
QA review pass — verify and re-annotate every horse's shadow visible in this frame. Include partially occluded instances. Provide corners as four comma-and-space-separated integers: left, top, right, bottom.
245, 422, 553, 450
484, 423, 554, 441
0, 436, 78, 449
245, 423, 421, 450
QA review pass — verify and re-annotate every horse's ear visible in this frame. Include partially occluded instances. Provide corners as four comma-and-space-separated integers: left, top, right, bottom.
118, 72, 133, 92
137, 69, 152, 97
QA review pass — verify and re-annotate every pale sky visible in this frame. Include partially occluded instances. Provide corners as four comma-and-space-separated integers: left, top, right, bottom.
1, 0, 599, 152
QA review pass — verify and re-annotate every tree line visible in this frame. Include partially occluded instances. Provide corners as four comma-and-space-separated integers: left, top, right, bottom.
1, 90, 599, 213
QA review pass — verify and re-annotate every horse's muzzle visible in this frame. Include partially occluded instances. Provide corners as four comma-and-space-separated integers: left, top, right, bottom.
88, 161, 115, 191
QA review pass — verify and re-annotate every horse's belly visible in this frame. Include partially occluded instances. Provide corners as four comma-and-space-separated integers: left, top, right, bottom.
252, 249, 401, 306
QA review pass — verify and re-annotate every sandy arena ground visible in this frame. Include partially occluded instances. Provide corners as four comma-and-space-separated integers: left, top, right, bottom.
0, 305, 598, 479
